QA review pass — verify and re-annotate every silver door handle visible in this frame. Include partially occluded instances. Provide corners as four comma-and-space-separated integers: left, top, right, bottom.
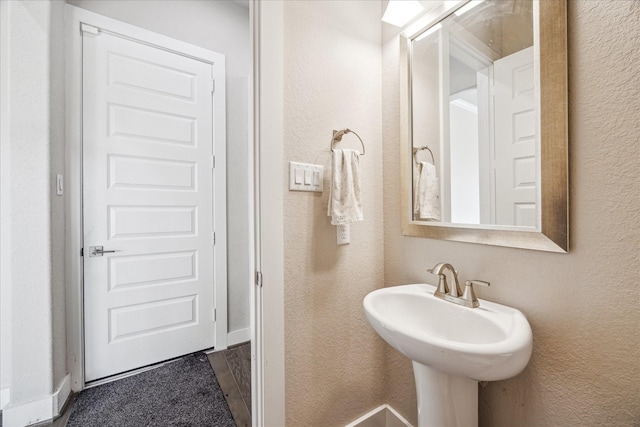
89, 246, 117, 257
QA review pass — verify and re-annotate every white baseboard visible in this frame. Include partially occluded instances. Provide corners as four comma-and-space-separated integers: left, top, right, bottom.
53, 374, 71, 415
227, 327, 250, 347
1, 387, 10, 409
345, 404, 413, 427
2, 374, 71, 426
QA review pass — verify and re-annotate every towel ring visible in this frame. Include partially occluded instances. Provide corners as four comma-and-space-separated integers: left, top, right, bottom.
330, 128, 365, 156
413, 145, 435, 164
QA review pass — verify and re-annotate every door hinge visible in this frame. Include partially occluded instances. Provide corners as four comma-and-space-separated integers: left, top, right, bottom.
81, 23, 100, 36
212, 231, 215, 245
81, 248, 84, 257
211, 79, 215, 94
213, 308, 217, 322
256, 271, 263, 288
211, 155, 215, 169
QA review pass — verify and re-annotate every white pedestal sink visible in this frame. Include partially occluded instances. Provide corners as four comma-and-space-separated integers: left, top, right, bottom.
364, 284, 532, 427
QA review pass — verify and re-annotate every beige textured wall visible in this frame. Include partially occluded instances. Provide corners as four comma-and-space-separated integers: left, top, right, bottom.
282, 1, 386, 425
383, 1, 640, 426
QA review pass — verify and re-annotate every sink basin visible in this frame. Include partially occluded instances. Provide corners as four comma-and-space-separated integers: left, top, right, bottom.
363, 283, 532, 381
364, 283, 533, 427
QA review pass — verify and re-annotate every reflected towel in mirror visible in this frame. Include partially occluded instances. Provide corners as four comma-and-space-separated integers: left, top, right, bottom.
328, 148, 363, 225
414, 162, 440, 221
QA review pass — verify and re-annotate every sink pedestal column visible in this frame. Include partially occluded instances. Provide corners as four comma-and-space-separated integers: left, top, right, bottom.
413, 362, 478, 427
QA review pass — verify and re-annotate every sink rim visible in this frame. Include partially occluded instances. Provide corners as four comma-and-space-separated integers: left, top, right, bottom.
363, 283, 532, 357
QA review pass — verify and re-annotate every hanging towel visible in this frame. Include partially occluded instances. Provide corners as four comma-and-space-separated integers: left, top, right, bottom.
328, 148, 363, 225
414, 161, 441, 221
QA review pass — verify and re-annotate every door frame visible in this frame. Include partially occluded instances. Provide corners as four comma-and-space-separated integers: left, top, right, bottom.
64, 4, 228, 390
252, 2, 286, 425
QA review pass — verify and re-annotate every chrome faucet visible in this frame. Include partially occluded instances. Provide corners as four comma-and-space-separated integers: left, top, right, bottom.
427, 262, 490, 308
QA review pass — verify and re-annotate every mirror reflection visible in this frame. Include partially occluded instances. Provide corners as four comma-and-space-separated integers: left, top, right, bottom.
411, 0, 536, 227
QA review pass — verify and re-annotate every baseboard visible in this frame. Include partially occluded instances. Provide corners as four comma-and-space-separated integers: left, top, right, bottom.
2, 374, 71, 426
1, 387, 10, 410
227, 327, 250, 347
53, 374, 71, 416
345, 404, 413, 427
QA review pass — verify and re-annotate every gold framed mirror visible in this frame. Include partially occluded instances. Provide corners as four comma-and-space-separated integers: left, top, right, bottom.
400, 0, 568, 252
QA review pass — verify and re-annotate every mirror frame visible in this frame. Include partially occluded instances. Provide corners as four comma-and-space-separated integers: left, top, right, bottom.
400, 0, 568, 253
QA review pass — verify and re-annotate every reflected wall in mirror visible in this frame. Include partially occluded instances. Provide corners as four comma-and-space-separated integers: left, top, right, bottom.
401, 0, 568, 252
412, 0, 535, 227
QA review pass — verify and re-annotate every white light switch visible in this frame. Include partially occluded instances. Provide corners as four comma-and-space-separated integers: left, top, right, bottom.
289, 162, 323, 192
56, 174, 64, 196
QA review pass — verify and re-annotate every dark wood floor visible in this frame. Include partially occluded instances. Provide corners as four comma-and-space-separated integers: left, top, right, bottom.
208, 342, 252, 427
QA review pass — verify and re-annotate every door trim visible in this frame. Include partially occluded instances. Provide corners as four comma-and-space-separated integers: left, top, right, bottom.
252, 1, 286, 426
64, 4, 227, 390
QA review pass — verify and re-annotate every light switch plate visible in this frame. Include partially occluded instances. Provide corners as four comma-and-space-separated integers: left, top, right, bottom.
56, 174, 64, 196
289, 162, 323, 192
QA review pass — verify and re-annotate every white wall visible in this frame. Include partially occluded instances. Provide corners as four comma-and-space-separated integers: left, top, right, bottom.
255, 4, 287, 424
0, 1, 249, 424
0, 0, 69, 424
0, 0, 11, 407
67, 0, 252, 339
50, 0, 68, 396
449, 101, 480, 224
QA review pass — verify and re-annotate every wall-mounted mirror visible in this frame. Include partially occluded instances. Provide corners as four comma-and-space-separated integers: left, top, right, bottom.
400, 0, 568, 252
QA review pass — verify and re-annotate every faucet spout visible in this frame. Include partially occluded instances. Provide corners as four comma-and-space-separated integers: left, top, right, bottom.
428, 262, 462, 298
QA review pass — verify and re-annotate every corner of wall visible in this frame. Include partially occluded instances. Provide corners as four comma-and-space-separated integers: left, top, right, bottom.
281, 1, 387, 425
0, 0, 14, 407
50, 0, 69, 392
257, 1, 286, 426
381, 18, 419, 427
1, 0, 69, 418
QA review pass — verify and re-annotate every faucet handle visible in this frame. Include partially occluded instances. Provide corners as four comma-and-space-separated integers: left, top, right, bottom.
466, 280, 490, 287
462, 280, 490, 308
427, 267, 450, 295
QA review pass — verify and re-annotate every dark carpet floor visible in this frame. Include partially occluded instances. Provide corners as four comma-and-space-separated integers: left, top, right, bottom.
66, 353, 235, 427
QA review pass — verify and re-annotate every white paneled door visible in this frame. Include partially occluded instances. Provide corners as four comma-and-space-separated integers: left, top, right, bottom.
493, 46, 537, 227
82, 25, 222, 381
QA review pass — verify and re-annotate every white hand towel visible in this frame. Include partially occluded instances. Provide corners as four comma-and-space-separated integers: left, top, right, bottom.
328, 148, 363, 225
414, 161, 441, 221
